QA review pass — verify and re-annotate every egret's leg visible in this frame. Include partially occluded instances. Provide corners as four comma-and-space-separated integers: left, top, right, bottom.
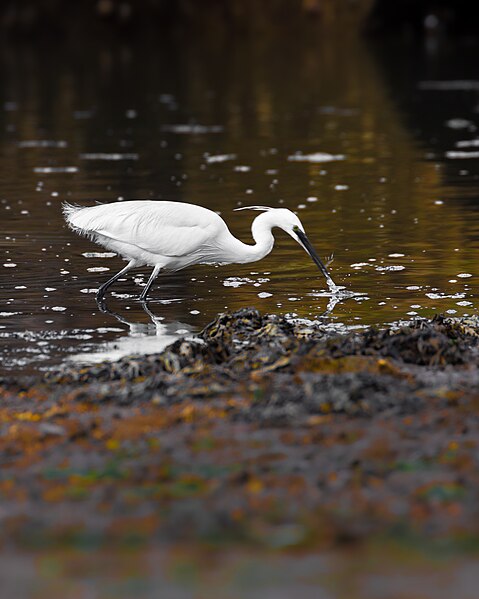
139, 265, 161, 302
96, 259, 136, 303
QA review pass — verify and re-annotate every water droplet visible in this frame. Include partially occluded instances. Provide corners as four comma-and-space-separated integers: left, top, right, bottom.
35, 166, 78, 174
82, 252, 116, 258
288, 152, 345, 163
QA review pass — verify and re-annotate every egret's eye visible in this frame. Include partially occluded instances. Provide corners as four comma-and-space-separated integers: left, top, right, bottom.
292, 225, 300, 233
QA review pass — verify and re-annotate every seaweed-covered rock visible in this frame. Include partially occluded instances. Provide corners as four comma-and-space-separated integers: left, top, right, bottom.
38, 310, 479, 423
329, 315, 479, 366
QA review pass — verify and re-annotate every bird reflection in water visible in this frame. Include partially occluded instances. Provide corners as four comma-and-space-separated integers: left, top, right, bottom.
70, 300, 196, 365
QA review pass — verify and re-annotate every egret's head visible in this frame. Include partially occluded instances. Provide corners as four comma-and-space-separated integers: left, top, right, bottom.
235, 206, 304, 236
234, 206, 333, 282
268, 208, 306, 239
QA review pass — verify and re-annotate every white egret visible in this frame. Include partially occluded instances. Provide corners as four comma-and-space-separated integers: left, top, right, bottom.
63, 200, 338, 302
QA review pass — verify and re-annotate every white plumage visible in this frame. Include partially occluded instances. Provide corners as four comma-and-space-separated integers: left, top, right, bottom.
63, 200, 335, 303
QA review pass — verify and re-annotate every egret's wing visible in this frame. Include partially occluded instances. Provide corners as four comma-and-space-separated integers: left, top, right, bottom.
64, 200, 223, 257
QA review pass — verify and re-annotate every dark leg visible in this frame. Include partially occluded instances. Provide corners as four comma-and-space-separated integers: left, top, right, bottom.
96, 260, 136, 304
139, 265, 161, 302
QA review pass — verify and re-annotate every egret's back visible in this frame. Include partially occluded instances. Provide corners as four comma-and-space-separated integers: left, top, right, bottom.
64, 200, 229, 267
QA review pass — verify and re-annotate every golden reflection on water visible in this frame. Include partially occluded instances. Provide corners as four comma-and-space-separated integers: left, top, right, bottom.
0, 33, 478, 370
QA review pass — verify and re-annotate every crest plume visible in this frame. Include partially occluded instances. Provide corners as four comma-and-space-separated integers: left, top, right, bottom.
233, 205, 274, 212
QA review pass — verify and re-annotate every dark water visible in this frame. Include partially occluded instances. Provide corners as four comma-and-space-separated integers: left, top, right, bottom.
1, 34, 479, 373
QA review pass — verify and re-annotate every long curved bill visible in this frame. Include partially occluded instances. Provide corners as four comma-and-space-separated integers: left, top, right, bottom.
296, 229, 334, 284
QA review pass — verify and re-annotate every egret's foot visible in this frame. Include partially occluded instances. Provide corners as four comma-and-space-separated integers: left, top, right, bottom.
97, 301, 108, 314
96, 293, 108, 312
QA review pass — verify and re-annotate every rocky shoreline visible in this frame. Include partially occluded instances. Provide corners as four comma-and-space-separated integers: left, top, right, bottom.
1, 309, 479, 551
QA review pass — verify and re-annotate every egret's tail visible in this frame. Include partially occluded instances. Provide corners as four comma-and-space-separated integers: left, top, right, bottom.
62, 202, 83, 226
62, 202, 99, 242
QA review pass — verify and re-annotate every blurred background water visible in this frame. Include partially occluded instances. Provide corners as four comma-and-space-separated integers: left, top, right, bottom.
1, 25, 479, 372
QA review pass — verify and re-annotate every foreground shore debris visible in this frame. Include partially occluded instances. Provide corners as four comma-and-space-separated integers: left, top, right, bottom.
1, 309, 479, 550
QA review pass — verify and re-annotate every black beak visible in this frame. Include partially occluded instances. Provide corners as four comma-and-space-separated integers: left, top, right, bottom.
296, 230, 333, 282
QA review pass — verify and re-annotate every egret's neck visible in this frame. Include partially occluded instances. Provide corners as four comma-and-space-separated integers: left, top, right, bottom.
250, 213, 275, 261
228, 212, 276, 264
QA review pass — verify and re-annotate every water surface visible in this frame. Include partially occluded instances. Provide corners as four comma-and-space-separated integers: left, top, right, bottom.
1, 35, 478, 373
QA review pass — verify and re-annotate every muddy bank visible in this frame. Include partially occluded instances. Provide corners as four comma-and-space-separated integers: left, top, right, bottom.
1, 309, 479, 551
